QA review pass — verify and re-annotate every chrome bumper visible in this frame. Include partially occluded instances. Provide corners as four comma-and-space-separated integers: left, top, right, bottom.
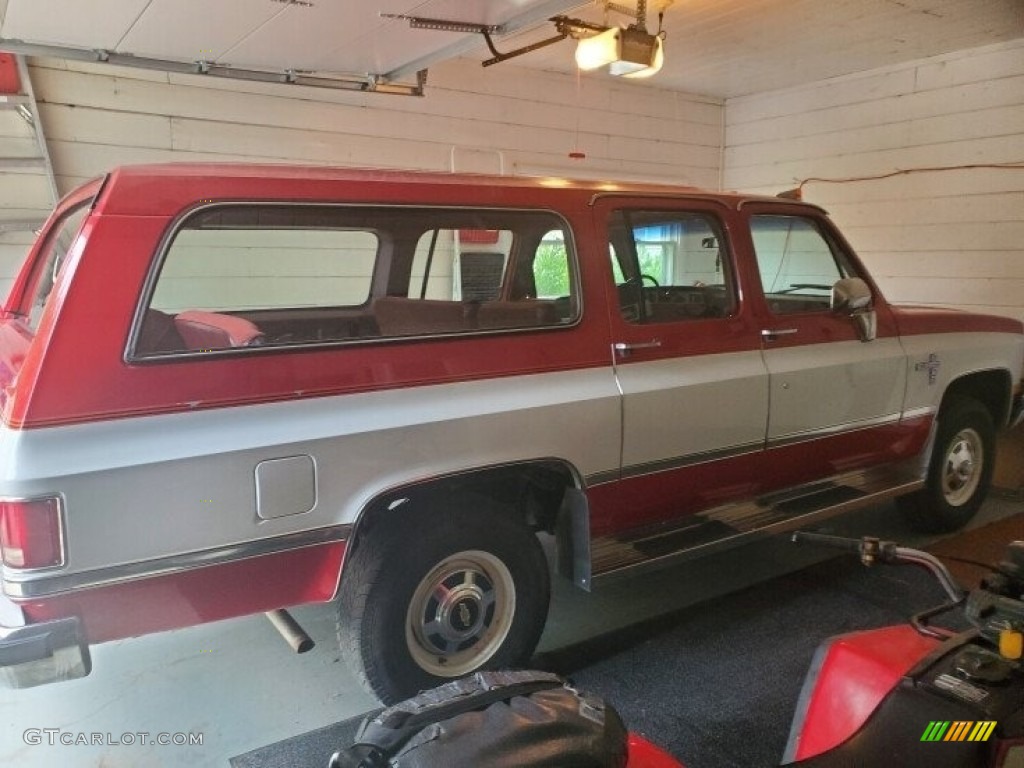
0, 597, 90, 688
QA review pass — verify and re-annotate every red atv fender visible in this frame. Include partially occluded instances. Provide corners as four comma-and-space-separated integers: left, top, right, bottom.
628, 733, 686, 767
783, 624, 941, 762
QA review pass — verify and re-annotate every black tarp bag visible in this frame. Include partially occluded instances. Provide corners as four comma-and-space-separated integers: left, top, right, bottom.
328, 670, 628, 768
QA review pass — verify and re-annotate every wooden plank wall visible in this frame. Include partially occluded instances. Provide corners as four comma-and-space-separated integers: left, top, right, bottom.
724, 40, 1024, 322
0, 55, 724, 301
0, 229, 33, 299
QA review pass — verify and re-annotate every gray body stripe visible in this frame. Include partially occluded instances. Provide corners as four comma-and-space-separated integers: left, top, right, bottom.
4, 525, 352, 599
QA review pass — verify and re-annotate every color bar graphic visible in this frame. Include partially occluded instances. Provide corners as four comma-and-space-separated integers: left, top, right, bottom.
920, 721, 996, 742
921, 721, 950, 741
965, 722, 997, 742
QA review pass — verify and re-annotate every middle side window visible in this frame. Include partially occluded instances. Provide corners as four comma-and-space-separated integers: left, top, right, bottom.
609, 209, 735, 324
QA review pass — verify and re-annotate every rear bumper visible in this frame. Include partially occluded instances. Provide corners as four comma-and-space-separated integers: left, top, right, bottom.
0, 596, 90, 689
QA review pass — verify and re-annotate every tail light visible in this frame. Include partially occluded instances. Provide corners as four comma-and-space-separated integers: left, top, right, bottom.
0, 496, 65, 569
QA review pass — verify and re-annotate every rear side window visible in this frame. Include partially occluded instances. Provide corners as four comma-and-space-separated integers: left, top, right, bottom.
149, 228, 378, 312
133, 205, 578, 358
23, 203, 90, 331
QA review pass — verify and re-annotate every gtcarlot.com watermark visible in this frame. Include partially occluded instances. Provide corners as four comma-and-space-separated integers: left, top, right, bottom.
24, 729, 204, 747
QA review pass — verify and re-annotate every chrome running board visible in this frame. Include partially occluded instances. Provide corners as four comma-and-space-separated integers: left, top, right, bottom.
591, 463, 924, 584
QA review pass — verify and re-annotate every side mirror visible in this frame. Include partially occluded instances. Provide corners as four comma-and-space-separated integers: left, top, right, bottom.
832, 277, 877, 342
831, 277, 872, 313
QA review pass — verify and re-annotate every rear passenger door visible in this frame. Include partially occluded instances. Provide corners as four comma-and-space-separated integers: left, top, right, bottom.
595, 199, 769, 531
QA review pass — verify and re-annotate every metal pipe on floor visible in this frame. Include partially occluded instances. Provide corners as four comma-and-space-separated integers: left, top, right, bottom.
265, 609, 314, 653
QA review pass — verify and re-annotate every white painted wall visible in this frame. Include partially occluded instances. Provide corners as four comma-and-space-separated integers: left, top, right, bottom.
32, 56, 723, 189
724, 40, 1024, 322
0, 55, 724, 303
0, 229, 33, 300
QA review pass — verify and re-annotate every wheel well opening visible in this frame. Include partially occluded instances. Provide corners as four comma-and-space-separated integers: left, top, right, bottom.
943, 370, 1011, 427
354, 461, 580, 547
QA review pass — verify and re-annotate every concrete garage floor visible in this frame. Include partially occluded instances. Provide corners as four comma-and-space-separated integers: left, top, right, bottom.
2, 496, 1021, 767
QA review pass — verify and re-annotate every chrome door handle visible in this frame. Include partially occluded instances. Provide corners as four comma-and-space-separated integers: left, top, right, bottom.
613, 340, 662, 356
761, 328, 799, 341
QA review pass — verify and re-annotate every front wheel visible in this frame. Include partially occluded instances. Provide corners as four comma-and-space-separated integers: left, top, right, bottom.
336, 501, 550, 703
898, 396, 995, 533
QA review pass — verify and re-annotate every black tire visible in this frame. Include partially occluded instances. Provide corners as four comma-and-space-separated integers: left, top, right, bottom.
336, 499, 550, 704
897, 396, 995, 533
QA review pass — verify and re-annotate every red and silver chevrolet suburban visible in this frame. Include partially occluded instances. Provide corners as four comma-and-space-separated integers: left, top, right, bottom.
1, 164, 1021, 701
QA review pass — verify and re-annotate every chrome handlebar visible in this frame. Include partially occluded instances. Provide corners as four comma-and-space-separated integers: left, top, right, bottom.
791, 532, 965, 603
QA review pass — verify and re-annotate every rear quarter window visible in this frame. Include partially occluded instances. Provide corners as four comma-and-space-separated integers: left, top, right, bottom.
149, 228, 378, 313
22, 203, 90, 331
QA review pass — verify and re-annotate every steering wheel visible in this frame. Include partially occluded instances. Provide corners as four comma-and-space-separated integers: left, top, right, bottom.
638, 273, 663, 307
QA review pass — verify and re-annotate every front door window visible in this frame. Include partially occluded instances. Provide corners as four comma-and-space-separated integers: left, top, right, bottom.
750, 215, 854, 314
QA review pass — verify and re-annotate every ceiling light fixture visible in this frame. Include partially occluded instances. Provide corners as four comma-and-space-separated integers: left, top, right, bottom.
575, 27, 620, 70
574, 2, 665, 79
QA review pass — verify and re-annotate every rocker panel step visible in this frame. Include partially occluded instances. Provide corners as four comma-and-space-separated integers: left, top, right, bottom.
590, 463, 924, 583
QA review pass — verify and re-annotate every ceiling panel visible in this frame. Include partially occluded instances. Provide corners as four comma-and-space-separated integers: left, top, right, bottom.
1, 0, 150, 49
223, 1, 467, 75
0, 0, 1020, 97
502, 0, 1024, 97
117, 0, 283, 62
0, 0, 588, 83
305, 0, 557, 74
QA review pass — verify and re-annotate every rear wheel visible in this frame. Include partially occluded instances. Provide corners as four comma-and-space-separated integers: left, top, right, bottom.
898, 396, 995, 533
336, 500, 550, 704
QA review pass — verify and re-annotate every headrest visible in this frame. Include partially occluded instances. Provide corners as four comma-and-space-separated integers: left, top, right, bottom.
174, 310, 264, 350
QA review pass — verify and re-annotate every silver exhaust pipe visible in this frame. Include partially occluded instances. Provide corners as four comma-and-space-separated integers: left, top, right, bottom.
265, 609, 314, 653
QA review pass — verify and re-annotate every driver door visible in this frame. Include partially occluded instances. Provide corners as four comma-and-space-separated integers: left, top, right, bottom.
742, 205, 907, 449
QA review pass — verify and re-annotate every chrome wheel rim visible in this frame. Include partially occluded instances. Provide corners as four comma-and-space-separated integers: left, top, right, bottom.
405, 550, 515, 677
941, 428, 983, 507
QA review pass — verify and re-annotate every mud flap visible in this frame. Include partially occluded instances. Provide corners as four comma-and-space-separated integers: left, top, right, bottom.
556, 487, 592, 591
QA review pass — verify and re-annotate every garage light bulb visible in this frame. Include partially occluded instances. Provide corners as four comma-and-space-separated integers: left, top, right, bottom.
575, 28, 620, 71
